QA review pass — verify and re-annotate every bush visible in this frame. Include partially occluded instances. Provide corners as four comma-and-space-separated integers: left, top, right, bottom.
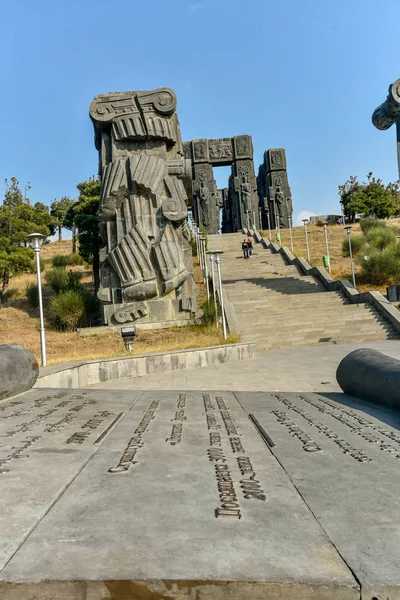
189, 235, 197, 257
359, 248, 400, 286
65, 270, 83, 290
359, 217, 383, 233
28, 255, 45, 274
49, 289, 86, 330
52, 255, 68, 267
26, 283, 39, 308
365, 226, 397, 250
342, 235, 365, 257
66, 253, 85, 266
45, 267, 68, 293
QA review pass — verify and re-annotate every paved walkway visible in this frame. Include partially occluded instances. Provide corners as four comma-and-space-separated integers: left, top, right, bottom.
87, 340, 400, 391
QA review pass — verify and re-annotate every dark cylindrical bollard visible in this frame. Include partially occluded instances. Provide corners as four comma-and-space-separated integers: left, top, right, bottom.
0, 344, 39, 401
336, 348, 400, 411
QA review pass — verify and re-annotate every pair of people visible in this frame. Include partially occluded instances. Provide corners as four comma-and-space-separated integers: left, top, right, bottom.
242, 238, 253, 259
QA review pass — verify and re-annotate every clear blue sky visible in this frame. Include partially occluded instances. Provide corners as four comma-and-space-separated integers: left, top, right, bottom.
1, 0, 399, 226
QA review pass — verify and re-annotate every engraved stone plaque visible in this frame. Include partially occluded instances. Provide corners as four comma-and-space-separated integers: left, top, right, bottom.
0, 390, 359, 599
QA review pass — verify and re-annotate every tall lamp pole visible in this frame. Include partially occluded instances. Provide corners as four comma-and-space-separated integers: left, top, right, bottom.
27, 233, 47, 367
206, 251, 218, 325
213, 250, 227, 340
323, 222, 331, 273
302, 218, 310, 262
345, 226, 356, 288
200, 236, 209, 300
288, 216, 294, 251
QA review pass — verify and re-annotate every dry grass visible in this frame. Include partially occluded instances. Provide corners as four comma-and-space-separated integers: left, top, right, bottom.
261, 219, 400, 294
1, 244, 237, 366
0, 305, 238, 366
40, 239, 75, 261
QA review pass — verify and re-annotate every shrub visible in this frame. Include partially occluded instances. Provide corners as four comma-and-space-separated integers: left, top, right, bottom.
26, 283, 39, 308
365, 226, 397, 250
189, 235, 197, 257
359, 217, 383, 233
49, 289, 86, 330
359, 248, 400, 286
29, 256, 45, 273
65, 270, 83, 290
342, 235, 364, 257
52, 255, 68, 267
45, 267, 68, 293
66, 253, 84, 266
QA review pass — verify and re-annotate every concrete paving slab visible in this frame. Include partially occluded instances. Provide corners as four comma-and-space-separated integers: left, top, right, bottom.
236, 391, 400, 599
0, 388, 142, 571
0, 390, 358, 600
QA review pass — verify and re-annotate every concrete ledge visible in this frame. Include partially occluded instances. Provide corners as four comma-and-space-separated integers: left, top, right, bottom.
35, 343, 256, 389
249, 228, 400, 335
337, 348, 400, 410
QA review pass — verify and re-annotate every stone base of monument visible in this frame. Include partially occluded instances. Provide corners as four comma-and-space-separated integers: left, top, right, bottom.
1, 388, 400, 599
103, 297, 196, 328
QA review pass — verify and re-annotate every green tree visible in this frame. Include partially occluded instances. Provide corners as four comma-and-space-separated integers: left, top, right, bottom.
0, 178, 53, 301
339, 173, 400, 222
66, 177, 102, 293
50, 196, 74, 242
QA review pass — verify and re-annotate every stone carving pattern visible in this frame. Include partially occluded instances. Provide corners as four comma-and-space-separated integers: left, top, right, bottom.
89, 87, 198, 324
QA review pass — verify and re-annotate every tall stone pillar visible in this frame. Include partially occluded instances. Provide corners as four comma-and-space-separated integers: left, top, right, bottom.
257, 148, 293, 229
89, 88, 198, 326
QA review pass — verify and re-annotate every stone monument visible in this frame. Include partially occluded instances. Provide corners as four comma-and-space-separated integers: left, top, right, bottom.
183, 135, 259, 232
257, 148, 293, 229
89, 88, 198, 327
372, 77, 400, 178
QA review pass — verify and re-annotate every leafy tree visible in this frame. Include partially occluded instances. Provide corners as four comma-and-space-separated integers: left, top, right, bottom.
50, 196, 74, 242
0, 178, 53, 301
339, 173, 400, 222
66, 177, 102, 293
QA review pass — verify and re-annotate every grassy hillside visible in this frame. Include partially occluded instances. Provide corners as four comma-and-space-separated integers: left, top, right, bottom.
261, 219, 400, 293
0, 242, 236, 366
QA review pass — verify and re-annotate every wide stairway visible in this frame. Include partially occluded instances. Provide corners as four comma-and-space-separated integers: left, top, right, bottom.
208, 232, 399, 350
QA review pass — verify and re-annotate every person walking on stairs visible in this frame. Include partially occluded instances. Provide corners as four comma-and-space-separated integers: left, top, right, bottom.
247, 238, 253, 258
242, 239, 249, 259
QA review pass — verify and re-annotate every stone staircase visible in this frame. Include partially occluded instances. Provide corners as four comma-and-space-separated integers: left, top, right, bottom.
208, 232, 399, 350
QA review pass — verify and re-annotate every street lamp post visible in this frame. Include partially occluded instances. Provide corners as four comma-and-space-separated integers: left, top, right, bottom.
323, 223, 331, 273
345, 226, 356, 288
27, 233, 47, 367
252, 211, 256, 230
266, 209, 271, 241
259, 208, 263, 230
213, 250, 227, 340
206, 251, 218, 325
302, 218, 310, 262
288, 215, 294, 251
200, 236, 209, 300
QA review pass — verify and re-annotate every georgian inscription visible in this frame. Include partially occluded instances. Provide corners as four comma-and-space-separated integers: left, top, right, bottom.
0, 436, 41, 473
166, 394, 187, 445
271, 411, 321, 452
65, 411, 114, 444
299, 395, 400, 459
109, 401, 159, 473
204, 395, 266, 518
275, 395, 371, 462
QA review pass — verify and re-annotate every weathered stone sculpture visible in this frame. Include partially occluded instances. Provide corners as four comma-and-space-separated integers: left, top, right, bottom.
257, 148, 293, 229
90, 88, 198, 326
372, 78, 400, 178
183, 135, 259, 232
